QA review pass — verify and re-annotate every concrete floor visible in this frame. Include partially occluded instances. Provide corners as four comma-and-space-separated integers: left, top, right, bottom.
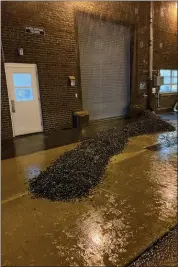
2, 116, 129, 160
2, 113, 177, 266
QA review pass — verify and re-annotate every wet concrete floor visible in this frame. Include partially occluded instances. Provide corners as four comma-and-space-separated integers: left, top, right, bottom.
2, 123, 177, 266
2, 112, 177, 161
1, 116, 129, 160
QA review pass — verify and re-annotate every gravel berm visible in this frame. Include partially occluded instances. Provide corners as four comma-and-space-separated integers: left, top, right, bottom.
28, 111, 175, 201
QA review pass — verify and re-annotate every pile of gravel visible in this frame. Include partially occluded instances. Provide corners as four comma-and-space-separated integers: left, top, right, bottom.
28, 111, 175, 201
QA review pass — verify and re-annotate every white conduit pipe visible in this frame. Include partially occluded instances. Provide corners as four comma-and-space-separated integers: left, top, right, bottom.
149, 1, 153, 82
173, 101, 178, 112
148, 1, 154, 109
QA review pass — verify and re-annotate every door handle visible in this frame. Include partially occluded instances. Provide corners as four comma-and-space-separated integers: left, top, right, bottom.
11, 100, 16, 113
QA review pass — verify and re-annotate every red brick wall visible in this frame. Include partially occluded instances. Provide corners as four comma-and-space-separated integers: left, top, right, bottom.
154, 1, 178, 69
153, 1, 178, 109
1, 1, 177, 139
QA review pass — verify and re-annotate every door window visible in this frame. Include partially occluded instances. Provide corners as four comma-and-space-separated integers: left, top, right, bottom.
13, 73, 34, 101
15, 88, 33, 101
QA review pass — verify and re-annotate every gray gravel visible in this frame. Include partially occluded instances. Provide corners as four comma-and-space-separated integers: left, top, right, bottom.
129, 225, 178, 267
28, 111, 175, 201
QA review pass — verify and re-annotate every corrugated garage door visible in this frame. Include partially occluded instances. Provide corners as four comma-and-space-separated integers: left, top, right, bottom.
77, 13, 131, 120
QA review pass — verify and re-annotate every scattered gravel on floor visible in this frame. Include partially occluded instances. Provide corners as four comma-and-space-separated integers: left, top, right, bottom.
129, 225, 178, 267
28, 111, 175, 201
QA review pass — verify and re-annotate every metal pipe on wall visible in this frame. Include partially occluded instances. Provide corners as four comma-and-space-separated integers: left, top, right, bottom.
147, 1, 154, 110
149, 1, 153, 81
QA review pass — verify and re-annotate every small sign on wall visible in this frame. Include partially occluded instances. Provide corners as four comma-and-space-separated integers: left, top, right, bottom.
68, 76, 76, 87
25, 27, 45, 35
139, 82, 147, 90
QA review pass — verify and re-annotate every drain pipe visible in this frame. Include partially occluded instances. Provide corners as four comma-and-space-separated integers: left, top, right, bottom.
147, 1, 154, 110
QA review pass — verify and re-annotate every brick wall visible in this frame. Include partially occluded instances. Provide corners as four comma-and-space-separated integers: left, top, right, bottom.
154, 1, 178, 110
1, 1, 177, 139
154, 1, 177, 69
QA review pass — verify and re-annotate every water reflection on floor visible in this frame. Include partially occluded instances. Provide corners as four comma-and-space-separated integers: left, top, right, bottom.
2, 130, 177, 266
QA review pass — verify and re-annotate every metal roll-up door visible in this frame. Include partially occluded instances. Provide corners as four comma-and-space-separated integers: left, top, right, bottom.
77, 13, 131, 121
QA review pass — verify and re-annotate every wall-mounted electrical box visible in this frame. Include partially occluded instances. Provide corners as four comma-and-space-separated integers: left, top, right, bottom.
69, 76, 75, 87
152, 87, 160, 94
154, 76, 164, 86
152, 87, 156, 94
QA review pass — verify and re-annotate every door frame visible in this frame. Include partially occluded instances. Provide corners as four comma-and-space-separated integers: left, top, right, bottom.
4, 63, 43, 137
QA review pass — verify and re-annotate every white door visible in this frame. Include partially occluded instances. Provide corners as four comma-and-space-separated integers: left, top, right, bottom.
5, 63, 43, 137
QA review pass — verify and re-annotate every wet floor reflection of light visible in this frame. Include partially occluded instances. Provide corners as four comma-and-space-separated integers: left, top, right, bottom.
76, 210, 104, 265
76, 196, 130, 266
149, 156, 177, 222
24, 165, 41, 180
81, 128, 87, 137
91, 231, 103, 245
157, 132, 177, 145
156, 132, 177, 160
